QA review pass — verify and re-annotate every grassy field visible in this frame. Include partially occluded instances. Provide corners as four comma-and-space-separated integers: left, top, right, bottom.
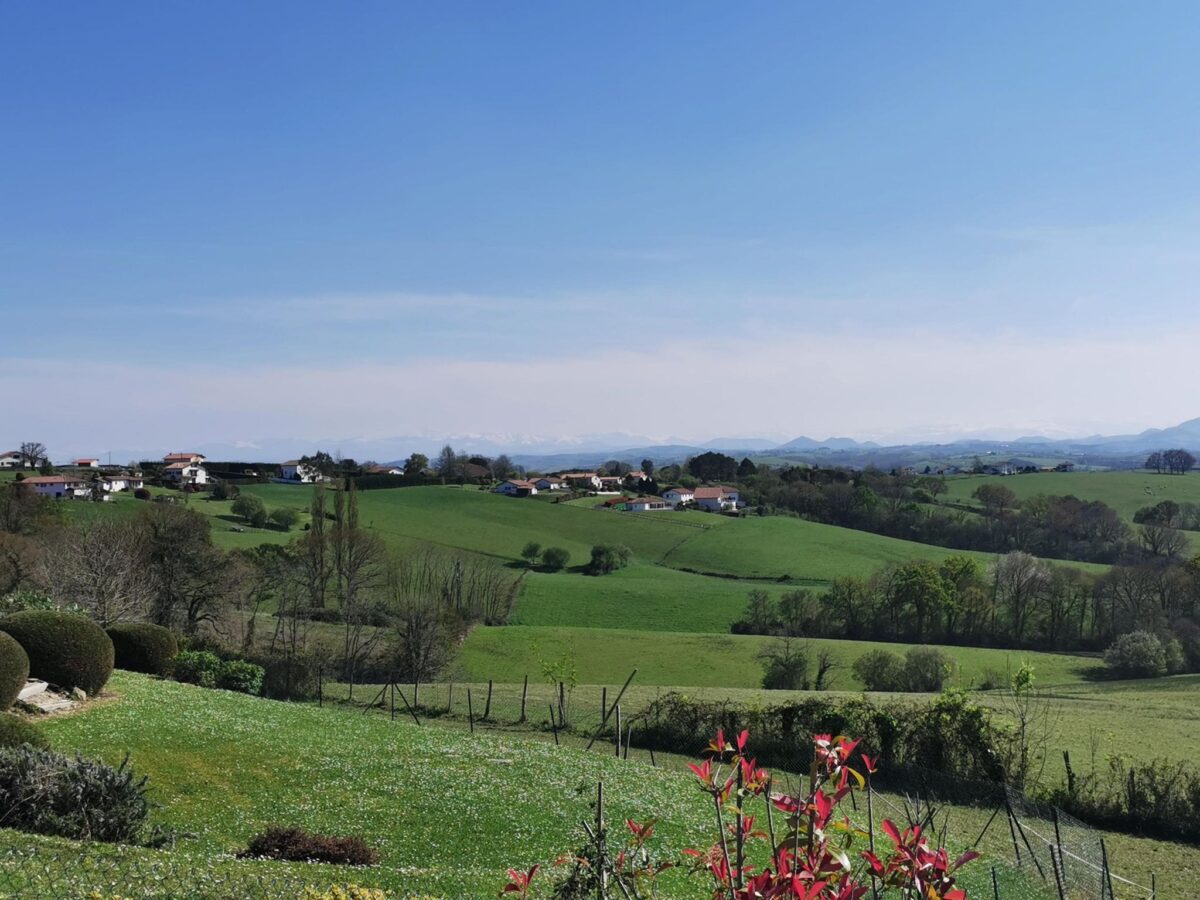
943, 470, 1200, 522
34, 672, 1069, 899
456, 624, 1101, 689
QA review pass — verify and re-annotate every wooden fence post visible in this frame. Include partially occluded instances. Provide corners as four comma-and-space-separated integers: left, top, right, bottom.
614, 704, 622, 758
484, 679, 493, 720
467, 688, 474, 733
549, 703, 559, 746
317, 665, 323, 708
519, 674, 528, 723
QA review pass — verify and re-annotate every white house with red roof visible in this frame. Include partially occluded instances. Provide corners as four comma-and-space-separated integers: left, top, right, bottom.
560, 472, 602, 490
622, 496, 669, 512
0, 451, 25, 470
72, 458, 100, 468
495, 479, 538, 497
278, 460, 325, 483
662, 487, 695, 505
693, 485, 740, 511
163, 460, 208, 486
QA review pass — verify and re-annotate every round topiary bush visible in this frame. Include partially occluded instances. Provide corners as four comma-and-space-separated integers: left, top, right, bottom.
106, 623, 178, 676
0, 633, 29, 711
0, 611, 114, 696
0, 713, 47, 750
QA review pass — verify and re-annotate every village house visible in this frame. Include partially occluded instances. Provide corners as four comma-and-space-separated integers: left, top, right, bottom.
72, 458, 101, 468
560, 472, 602, 490
622, 496, 669, 512
693, 485, 740, 511
533, 475, 566, 491
662, 486, 695, 505
0, 451, 27, 469
164, 452, 206, 465
495, 479, 538, 497
100, 473, 144, 493
163, 460, 209, 487
363, 464, 403, 476
596, 476, 624, 492
278, 460, 324, 483
19, 475, 88, 499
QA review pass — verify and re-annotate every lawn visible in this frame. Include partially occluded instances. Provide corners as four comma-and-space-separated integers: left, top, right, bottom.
34, 672, 1063, 898
942, 470, 1200, 523
511, 563, 792, 633
456, 624, 1100, 690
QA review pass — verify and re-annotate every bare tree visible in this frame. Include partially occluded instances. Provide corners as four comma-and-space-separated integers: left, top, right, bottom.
813, 649, 841, 691
1139, 523, 1189, 560
385, 562, 454, 686
18, 442, 46, 469
38, 519, 156, 625
990, 551, 1048, 641
331, 481, 387, 680
140, 504, 230, 633
0, 533, 38, 596
298, 483, 331, 609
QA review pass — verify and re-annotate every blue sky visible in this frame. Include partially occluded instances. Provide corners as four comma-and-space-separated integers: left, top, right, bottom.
4, 2, 1200, 455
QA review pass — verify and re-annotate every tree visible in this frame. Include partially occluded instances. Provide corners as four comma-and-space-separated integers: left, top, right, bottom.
298, 483, 331, 609
491, 454, 515, 481
232, 494, 268, 528
434, 445, 459, 479
330, 481, 387, 680
520, 542, 542, 567
586, 544, 631, 575
973, 483, 1019, 516
687, 452, 737, 483
1146, 451, 1164, 474
140, 504, 230, 633
600, 459, 631, 477
211, 480, 239, 501
540, 547, 570, 571
852, 649, 907, 691
887, 560, 951, 640
737, 457, 757, 478
777, 589, 820, 637
18, 443, 46, 469
1164, 448, 1197, 475
403, 453, 429, 476
759, 637, 810, 690
386, 565, 454, 687
640, 459, 655, 479
298, 451, 338, 478
1138, 523, 1188, 560
813, 649, 841, 691
37, 519, 155, 626
1104, 630, 1169, 678
739, 589, 776, 633
269, 507, 300, 531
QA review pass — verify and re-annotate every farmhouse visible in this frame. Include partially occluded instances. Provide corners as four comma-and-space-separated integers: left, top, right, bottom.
693, 485, 739, 511
662, 487, 695, 505
460, 462, 492, 480
495, 479, 538, 497
364, 464, 403, 476
560, 472, 602, 490
533, 476, 566, 491
0, 451, 26, 469
622, 496, 669, 512
597, 476, 624, 492
163, 461, 209, 486
19, 475, 88, 499
164, 452, 206, 465
72, 458, 101, 468
100, 473, 144, 492
278, 460, 324, 483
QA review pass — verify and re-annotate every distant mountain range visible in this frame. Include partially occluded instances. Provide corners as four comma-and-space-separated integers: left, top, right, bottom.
67, 417, 1200, 471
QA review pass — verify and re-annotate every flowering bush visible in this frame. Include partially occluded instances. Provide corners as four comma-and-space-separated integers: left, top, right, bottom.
504, 731, 977, 898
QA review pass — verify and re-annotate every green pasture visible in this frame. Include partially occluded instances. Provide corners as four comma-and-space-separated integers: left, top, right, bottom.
456, 624, 1099, 690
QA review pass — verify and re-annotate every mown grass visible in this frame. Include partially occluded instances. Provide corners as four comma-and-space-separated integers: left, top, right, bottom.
456, 624, 1100, 689
35, 672, 1063, 898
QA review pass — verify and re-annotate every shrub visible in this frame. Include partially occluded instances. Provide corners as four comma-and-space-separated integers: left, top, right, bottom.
540, 546, 570, 571
852, 649, 907, 691
241, 826, 379, 866
904, 646, 955, 692
520, 542, 541, 565
1104, 630, 1168, 678
268, 507, 300, 530
106, 623, 178, 676
759, 639, 809, 690
218, 659, 264, 695
172, 649, 224, 688
0, 745, 149, 843
0, 632, 29, 710
0, 610, 114, 695
586, 543, 631, 575
132, 487, 151, 500
0, 590, 58, 616
232, 494, 267, 528
0, 714, 47, 750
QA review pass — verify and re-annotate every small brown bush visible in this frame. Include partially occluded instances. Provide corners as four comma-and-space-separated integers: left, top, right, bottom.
240, 826, 379, 866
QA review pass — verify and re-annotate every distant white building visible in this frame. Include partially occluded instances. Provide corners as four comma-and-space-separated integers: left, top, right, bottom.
100, 473, 144, 493
72, 458, 101, 468
662, 487, 695, 505
693, 486, 739, 511
278, 460, 324, 483
19, 475, 88, 499
495, 479, 538, 497
163, 461, 208, 486
623, 496, 669, 512
560, 472, 602, 490
364, 464, 403, 476
164, 452, 206, 465
533, 476, 566, 491
0, 451, 27, 469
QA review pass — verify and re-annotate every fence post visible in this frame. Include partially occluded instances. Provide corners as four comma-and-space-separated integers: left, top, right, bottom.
317, 665, 323, 708
447, 680, 453, 714
991, 866, 1000, 900
467, 688, 474, 733
1151, 871, 1157, 899
389, 675, 396, 721
1101, 838, 1116, 900
614, 704, 622, 758
484, 679, 493, 720
549, 703, 559, 746
519, 674, 528, 723
1049, 845, 1066, 900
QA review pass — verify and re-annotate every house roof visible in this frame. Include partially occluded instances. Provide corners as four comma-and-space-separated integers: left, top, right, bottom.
164, 452, 203, 462
21, 476, 78, 485
664, 486, 694, 494
626, 496, 665, 505
502, 480, 537, 488
281, 460, 303, 466
164, 461, 197, 470
73, 458, 98, 464
559, 472, 598, 478
693, 486, 735, 500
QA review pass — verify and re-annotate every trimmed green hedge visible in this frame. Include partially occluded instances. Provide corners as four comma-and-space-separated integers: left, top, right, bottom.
0, 713, 47, 750
0, 611, 114, 696
107, 623, 178, 676
0, 632, 29, 711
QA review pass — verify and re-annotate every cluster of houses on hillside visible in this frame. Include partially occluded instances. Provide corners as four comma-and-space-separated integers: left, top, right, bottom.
1, 449, 212, 500
494, 471, 741, 512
